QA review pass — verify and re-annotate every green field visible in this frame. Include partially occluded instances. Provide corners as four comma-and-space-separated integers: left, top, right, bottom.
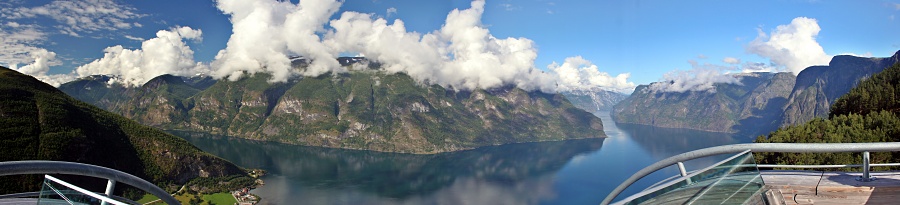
203, 192, 238, 205
136, 194, 160, 204
136, 192, 235, 205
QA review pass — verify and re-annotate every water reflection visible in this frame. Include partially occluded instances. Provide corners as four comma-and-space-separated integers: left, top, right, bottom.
173, 131, 604, 204
256, 175, 558, 205
172, 112, 757, 205
616, 123, 753, 168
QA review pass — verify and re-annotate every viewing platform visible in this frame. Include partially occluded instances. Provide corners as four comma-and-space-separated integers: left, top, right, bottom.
763, 170, 900, 205
603, 142, 900, 205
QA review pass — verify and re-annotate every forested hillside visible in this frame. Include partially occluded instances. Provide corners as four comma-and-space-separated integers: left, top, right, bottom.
755, 62, 900, 169
0, 66, 253, 197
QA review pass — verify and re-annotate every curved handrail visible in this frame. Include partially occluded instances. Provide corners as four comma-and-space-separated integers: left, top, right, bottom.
0, 160, 180, 205
601, 142, 900, 205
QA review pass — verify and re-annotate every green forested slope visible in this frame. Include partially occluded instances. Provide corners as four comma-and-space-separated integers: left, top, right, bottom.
781, 52, 900, 126
0, 66, 251, 196
755, 63, 900, 169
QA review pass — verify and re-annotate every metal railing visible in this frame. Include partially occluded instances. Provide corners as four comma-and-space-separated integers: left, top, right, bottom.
601, 142, 900, 205
42, 174, 128, 205
0, 160, 180, 205
0, 191, 141, 204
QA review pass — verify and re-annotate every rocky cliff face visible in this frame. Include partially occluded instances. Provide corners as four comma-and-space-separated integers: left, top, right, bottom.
60, 74, 211, 127
780, 51, 900, 126
612, 72, 795, 134
562, 89, 629, 112
62, 70, 605, 154
612, 51, 900, 135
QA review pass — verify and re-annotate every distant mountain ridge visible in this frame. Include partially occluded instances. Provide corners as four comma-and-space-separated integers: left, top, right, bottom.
613, 51, 900, 135
613, 72, 795, 134
61, 65, 605, 154
562, 88, 629, 112
0, 66, 251, 196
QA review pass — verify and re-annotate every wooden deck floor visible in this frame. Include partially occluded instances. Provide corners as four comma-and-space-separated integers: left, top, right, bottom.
762, 170, 900, 205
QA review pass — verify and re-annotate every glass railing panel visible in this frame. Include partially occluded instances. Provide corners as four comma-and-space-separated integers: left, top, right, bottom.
625, 151, 765, 205
37, 175, 126, 205
39, 177, 94, 205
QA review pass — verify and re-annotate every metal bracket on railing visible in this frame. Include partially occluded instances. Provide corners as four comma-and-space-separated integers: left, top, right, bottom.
857, 151, 876, 182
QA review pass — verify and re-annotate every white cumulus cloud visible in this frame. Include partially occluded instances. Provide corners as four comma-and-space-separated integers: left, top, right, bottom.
12, 49, 55, 77
325, 11, 445, 86
649, 60, 741, 93
0, 23, 76, 87
432, 0, 553, 91
210, 0, 342, 82
549, 56, 635, 93
8, 49, 75, 87
75, 26, 207, 87
203, 0, 635, 93
746, 17, 831, 75
213, 0, 565, 91
326, 0, 566, 91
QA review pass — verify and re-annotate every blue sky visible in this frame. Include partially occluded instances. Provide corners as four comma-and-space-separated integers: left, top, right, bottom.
1, 0, 899, 91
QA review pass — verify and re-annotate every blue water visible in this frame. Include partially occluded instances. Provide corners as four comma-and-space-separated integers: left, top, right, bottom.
174, 112, 756, 204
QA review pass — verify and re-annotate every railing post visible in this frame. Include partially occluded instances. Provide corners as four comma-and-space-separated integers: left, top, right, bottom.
858, 151, 875, 182
676, 162, 692, 184
102, 179, 116, 205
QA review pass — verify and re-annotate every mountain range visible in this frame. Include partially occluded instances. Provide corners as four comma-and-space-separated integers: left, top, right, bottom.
562, 88, 629, 112
613, 51, 900, 135
613, 72, 795, 134
60, 63, 605, 154
0, 66, 251, 196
